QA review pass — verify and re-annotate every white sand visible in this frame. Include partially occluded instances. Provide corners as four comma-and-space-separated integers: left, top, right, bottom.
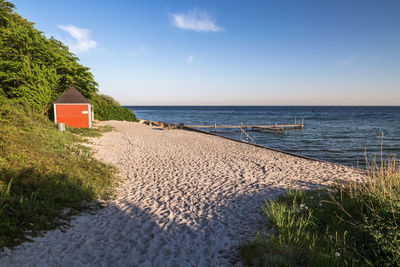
0, 121, 363, 266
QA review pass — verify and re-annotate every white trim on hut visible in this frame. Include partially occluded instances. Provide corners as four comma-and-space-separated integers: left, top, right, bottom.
53, 104, 57, 123
88, 104, 92, 128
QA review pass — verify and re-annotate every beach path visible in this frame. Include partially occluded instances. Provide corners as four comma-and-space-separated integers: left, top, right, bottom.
0, 121, 363, 266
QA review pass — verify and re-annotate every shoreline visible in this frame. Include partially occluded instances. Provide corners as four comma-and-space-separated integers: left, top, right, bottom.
1, 121, 364, 266
140, 119, 362, 170
132, 106, 400, 168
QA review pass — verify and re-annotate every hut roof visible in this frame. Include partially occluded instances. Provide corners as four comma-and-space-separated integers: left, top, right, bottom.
54, 87, 90, 104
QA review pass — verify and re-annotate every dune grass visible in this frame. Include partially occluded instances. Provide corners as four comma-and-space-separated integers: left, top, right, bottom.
0, 98, 117, 248
66, 124, 114, 138
240, 158, 400, 266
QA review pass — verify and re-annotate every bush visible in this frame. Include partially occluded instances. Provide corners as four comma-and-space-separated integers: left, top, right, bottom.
91, 94, 136, 121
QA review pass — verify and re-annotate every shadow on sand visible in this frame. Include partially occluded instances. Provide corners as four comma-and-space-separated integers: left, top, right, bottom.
0, 179, 328, 266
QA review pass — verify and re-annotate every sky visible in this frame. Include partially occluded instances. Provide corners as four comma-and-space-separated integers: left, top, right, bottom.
12, 0, 400, 105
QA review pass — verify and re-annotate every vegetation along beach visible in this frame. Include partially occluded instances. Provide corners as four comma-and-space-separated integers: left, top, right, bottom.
1, 0, 399, 266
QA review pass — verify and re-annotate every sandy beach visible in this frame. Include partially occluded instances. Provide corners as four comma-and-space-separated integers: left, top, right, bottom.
0, 121, 364, 266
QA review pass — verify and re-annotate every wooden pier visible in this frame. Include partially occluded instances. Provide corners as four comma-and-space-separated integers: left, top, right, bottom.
186, 118, 304, 133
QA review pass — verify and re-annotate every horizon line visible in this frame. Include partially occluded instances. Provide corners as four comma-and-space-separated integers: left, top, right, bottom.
122, 104, 400, 107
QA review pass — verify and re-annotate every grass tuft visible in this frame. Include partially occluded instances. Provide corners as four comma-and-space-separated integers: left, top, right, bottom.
66, 124, 114, 138
241, 158, 400, 266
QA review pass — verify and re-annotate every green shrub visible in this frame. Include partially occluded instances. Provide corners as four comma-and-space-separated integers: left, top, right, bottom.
0, 97, 116, 248
91, 94, 136, 121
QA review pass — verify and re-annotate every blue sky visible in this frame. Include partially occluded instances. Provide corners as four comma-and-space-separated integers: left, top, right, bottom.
12, 0, 400, 105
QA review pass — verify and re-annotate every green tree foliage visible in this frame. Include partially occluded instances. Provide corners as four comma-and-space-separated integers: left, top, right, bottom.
91, 94, 137, 121
4, 57, 58, 113
0, 0, 98, 113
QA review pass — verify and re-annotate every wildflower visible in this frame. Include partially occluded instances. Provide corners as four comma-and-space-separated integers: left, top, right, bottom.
335, 252, 340, 257
300, 204, 305, 209
304, 206, 309, 210
310, 196, 314, 200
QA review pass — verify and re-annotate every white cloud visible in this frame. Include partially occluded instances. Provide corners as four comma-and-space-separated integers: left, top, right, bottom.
186, 55, 195, 63
58, 25, 97, 53
170, 8, 223, 32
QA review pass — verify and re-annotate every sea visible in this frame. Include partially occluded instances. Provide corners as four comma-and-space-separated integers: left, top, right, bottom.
126, 106, 400, 168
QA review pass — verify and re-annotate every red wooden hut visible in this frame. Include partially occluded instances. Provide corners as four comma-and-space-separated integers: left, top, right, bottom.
53, 87, 92, 128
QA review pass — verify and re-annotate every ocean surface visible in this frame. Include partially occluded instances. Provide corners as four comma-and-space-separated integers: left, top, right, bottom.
126, 106, 400, 168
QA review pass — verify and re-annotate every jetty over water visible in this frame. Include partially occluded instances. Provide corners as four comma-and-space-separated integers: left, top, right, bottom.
186, 118, 304, 133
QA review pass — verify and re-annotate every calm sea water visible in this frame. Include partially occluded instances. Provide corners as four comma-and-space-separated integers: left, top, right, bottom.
126, 106, 400, 167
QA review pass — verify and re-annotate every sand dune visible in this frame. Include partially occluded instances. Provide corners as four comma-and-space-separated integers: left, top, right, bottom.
0, 121, 363, 266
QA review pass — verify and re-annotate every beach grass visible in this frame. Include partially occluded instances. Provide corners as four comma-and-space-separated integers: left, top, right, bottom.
0, 98, 117, 248
66, 124, 114, 138
240, 158, 400, 266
